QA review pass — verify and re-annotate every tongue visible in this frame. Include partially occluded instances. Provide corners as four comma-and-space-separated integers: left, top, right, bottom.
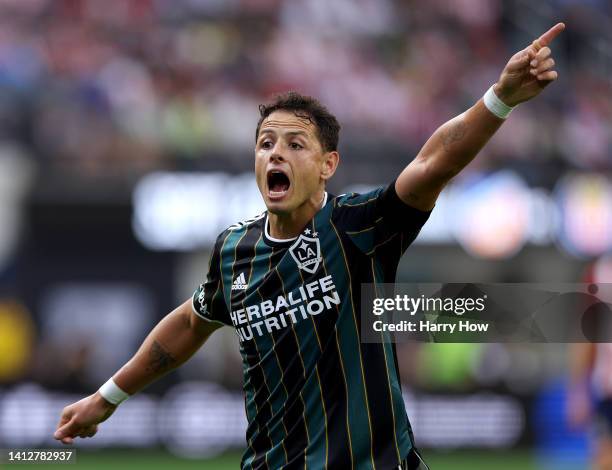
271, 181, 289, 192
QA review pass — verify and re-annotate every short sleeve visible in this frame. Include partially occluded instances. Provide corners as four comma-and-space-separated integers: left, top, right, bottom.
191, 233, 232, 326
332, 180, 432, 256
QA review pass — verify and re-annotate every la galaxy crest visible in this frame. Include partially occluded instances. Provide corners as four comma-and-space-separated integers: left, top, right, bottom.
289, 231, 321, 274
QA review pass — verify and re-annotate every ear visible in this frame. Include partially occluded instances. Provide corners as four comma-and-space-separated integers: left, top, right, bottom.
321, 151, 340, 182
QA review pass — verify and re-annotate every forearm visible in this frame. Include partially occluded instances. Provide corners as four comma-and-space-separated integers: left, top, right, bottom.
419, 99, 504, 179
396, 98, 505, 210
112, 300, 219, 394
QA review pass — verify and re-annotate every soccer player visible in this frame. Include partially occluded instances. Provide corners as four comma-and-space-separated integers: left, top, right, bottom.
54, 23, 565, 469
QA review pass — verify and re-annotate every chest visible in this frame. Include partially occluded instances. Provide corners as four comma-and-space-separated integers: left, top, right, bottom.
218, 225, 354, 343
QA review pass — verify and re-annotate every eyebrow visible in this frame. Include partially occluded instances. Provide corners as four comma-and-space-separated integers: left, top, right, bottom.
258, 129, 310, 139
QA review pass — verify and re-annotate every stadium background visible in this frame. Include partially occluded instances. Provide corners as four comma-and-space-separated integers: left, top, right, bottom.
0, 0, 610, 468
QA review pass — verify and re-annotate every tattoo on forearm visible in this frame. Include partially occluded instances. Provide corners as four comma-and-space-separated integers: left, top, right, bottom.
146, 340, 177, 374
441, 120, 467, 151
406, 192, 420, 203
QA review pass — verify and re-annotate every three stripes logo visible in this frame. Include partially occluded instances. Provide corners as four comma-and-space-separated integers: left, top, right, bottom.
232, 272, 248, 291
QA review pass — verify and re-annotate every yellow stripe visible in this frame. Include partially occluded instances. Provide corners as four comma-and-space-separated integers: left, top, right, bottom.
316, 227, 353, 468
226, 228, 260, 466
255, 243, 290, 465
330, 219, 376, 469
240, 231, 278, 469
311, 220, 330, 469
371, 258, 401, 462
314, 366, 329, 469
344, 216, 384, 235
275, 268, 311, 469
296, 250, 327, 469
208, 236, 228, 320
365, 232, 399, 257
218, 230, 233, 312
297, 256, 323, 352
219, 230, 263, 467
339, 194, 379, 207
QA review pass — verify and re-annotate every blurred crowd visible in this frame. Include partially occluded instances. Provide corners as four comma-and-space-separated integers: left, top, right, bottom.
0, 0, 609, 182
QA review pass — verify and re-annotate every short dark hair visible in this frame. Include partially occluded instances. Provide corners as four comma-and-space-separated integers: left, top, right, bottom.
256, 91, 341, 152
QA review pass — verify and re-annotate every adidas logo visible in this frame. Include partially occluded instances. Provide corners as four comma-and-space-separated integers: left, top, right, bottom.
231, 272, 248, 291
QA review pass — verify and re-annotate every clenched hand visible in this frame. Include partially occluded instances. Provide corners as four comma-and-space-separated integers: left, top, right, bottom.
54, 392, 117, 445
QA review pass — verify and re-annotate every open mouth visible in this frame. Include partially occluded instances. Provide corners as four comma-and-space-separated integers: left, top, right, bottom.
267, 170, 291, 200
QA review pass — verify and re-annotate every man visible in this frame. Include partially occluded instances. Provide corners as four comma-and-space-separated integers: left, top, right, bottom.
54, 23, 565, 469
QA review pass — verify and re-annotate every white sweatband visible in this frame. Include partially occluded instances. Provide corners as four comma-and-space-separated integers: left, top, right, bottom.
99, 378, 130, 405
483, 85, 515, 119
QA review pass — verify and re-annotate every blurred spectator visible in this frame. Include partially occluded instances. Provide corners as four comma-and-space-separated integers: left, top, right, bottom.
566, 255, 612, 469
0, 0, 607, 182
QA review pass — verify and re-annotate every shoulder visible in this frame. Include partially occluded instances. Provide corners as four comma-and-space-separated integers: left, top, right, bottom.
226, 210, 266, 232
332, 186, 386, 208
215, 211, 266, 245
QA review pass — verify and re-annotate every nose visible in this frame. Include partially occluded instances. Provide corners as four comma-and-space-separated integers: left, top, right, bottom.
269, 144, 285, 163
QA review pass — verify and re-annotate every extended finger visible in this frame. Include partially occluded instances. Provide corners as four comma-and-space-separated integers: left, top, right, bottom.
537, 22, 565, 48
532, 58, 555, 75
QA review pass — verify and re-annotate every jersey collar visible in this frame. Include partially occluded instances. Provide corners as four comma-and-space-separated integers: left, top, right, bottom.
263, 192, 328, 248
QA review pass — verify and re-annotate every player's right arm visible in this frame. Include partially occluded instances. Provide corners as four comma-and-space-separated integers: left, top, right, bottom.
54, 232, 230, 445
53, 299, 222, 445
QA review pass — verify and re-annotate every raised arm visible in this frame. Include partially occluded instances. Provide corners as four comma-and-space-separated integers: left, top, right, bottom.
396, 23, 565, 211
54, 299, 222, 444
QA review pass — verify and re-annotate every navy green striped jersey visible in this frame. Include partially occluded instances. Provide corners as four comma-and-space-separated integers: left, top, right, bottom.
192, 181, 431, 470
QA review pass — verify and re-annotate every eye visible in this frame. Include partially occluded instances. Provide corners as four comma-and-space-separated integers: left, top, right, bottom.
290, 142, 303, 150
261, 140, 273, 149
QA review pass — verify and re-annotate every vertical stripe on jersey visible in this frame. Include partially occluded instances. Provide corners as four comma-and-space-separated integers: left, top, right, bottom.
350, 254, 405, 467
294, 246, 328, 470
328, 219, 375, 468
374, 235, 417, 453
252, 240, 290, 468
228, 227, 272, 470
311, 218, 353, 469
272, 269, 309, 468
339, 226, 410, 468
371, 258, 401, 463
217, 230, 260, 470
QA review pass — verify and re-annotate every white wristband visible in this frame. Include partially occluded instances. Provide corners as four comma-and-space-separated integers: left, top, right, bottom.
483, 85, 514, 119
99, 378, 130, 405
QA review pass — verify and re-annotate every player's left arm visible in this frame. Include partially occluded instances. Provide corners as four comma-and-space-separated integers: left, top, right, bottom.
396, 22, 565, 211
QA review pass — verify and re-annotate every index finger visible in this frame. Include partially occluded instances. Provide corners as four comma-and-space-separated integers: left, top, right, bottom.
537, 22, 565, 48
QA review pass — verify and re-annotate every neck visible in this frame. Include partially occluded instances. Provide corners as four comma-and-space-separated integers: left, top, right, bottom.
268, 190, 326, 240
